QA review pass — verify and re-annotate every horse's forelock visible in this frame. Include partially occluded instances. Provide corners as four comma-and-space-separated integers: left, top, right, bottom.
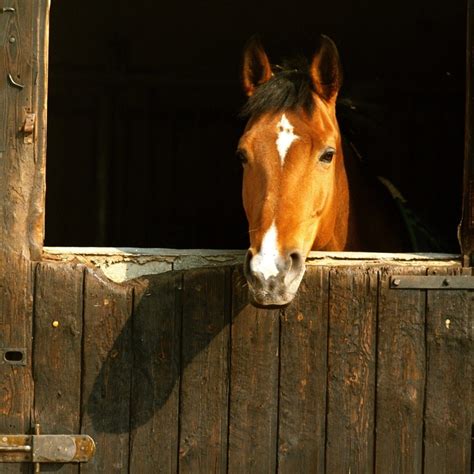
240, 68, 315, 119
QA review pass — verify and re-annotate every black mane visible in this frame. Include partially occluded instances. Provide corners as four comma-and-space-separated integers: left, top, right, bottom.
240, 57, 314, 119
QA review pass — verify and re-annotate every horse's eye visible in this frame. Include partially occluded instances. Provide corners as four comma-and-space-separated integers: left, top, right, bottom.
320, 148, 335, 164
236, 149, 248, 165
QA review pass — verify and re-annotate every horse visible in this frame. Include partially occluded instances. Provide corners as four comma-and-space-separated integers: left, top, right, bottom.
237, 35, 407, 306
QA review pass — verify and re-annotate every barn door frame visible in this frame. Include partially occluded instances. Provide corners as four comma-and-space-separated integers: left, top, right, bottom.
0, 0, 49, 448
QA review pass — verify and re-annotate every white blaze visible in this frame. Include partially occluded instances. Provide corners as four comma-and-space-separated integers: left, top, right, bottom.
276, 114, 298, 165
250, 221, 280, 280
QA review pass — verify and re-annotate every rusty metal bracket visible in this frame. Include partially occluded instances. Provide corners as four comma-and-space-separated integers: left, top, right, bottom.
390, 275, 474, 290
21, 111, 36, 144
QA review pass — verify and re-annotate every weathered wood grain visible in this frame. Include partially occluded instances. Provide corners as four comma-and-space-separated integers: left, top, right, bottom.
29, 0, 50, 259
375, 266, 427, 474
277, 266, 329, 473
33, 262, 84, 474
0, 256, 470, 473
0, 252, 34, 472
0, 0, 36, 256
0, 2, 9, 153
423, 267, 473, 473
325, 267, 378, 473
80, 269, 133, 473
0, 1, 49, 466
227, 268, 280, 474
129, 272, 182, 473
178, 268, 230, 472
0, 0, 49, 259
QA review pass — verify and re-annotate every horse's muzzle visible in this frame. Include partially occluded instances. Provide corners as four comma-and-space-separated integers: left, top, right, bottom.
243, 249, 306, 306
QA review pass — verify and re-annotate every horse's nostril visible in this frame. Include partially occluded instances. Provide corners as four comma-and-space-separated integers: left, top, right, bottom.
286, 251, 304, 284
289, 251, 303, 270
244, 249, 255, 281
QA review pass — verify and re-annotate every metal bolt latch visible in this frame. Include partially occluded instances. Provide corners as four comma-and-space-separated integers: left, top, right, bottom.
0, 428, 95, 466
0, 444, 31, 453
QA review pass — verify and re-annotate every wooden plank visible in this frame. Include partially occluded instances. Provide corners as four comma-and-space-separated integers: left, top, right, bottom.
0, 1, 9, 152
375, 266, 427, 474
28, 0, 50, 259
129, 272, 182, 473
423, 266, 473, 473
325, 267, 378, 473
277, 266, 329, 473
80, 269, 133, 473
33, 262, 84, 474
227, 268, 280, 473
0, 252, 34, 472
178, 268, 230, 472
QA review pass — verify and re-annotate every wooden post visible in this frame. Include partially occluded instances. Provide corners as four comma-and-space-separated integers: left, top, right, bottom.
0, 0, 49, 457
461, 0, 474, 265
0, 0, 49, 260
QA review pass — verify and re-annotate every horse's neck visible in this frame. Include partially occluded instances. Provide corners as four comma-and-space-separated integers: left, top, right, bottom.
312, 139, 405, 252
341, 141, 406, 252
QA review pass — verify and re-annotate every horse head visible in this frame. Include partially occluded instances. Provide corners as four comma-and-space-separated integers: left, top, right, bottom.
238, 35, 347, 306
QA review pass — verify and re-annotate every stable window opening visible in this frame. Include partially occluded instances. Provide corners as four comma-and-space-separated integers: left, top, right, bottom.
45, 0, 467, 254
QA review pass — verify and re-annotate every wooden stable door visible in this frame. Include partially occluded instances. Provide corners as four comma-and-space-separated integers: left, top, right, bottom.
1, 261, 471, 473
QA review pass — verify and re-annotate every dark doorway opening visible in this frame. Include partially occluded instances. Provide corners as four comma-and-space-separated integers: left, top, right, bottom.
46, 0, 466, 251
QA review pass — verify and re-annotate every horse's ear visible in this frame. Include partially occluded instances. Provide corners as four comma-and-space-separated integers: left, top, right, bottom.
242, 36, 272, 97
310, 35, 343, 102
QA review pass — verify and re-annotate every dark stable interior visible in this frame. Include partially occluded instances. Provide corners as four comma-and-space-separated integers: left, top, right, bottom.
46, 0, 466, 252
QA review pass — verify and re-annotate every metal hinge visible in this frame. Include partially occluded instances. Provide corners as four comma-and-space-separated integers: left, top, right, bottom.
390, 275, 474, 289
21, 111, 36, 144
0, 425, 95, 470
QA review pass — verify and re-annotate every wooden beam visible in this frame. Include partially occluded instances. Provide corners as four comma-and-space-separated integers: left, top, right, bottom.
29, 0, 50, 259
423, 267, 472, 472
0, 0, 49, 259
0, 2, 49, 463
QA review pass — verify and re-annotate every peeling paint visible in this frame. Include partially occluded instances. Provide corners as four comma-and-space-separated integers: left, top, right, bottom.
42, 247, 461, 283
